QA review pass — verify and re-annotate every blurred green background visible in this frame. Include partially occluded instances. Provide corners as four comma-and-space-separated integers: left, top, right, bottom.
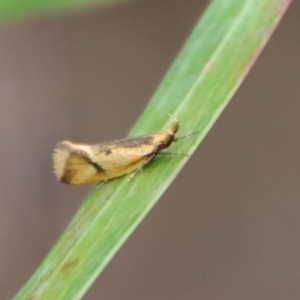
0, 1, 299, 299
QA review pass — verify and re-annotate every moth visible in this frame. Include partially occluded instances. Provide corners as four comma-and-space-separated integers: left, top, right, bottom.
53, 116, 195, 185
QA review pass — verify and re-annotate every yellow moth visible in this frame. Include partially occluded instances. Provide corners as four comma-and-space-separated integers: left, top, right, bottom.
53, 116, 195, 185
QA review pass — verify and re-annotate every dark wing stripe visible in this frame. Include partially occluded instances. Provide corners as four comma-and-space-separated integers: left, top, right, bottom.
75, 149, 105, 173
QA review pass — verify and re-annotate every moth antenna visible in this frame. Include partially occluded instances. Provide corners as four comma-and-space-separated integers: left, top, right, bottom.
174, 130, 199, 142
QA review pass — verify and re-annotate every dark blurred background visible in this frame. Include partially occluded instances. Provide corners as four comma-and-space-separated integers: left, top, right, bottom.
0, 1, 299, 299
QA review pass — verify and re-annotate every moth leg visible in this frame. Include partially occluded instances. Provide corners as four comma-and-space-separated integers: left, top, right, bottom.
157, 152, 189, 157
126, 153, 156, 184
96, 180, 108, 189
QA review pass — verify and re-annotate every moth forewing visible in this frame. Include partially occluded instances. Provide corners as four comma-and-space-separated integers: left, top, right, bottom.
53, 118, 181, 185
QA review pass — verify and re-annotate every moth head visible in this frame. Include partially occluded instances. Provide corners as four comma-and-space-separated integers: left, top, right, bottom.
166, 116, 179, 136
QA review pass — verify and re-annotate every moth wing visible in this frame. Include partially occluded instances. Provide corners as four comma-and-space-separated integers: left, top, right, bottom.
53, 142, 103, 184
